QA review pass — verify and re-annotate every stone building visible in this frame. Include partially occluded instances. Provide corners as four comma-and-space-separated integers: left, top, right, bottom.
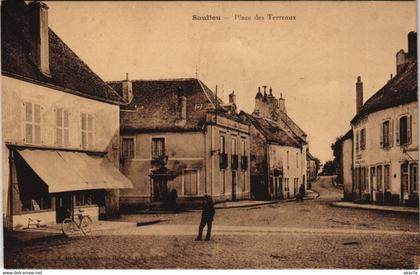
332, 130, 353, 200
2, 0, 133, 229
239, 86, 308, 200
306, 150, 318, 189
350, 32, 418, 206
108, 78, 251, 208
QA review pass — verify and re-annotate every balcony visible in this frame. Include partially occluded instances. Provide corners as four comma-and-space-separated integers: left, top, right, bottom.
151, 154, 168, 166
231, 154, 239, 170
241, 156, 248, 170
219, 153, 228, 170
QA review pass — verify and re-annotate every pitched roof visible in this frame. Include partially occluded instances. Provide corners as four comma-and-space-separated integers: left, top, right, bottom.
109, 78, 244, 131
240, 112, 302, 148
351, 59, 417, 124
277, 113, 307, 143
1, 0, 124, 104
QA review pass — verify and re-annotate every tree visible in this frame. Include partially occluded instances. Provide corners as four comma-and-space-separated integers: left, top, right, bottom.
322, 160, 337, 176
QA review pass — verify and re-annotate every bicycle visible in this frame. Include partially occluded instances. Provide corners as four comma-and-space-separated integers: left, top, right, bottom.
62, 209, 93, 236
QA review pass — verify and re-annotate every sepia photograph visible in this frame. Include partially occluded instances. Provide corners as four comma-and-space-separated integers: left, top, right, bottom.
1, 0, 418, 271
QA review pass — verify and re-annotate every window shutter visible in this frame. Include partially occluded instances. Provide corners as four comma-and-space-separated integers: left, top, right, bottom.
390, 119, 394, 147
25, 102, 32, 122
379, 124, 383, 148
408, 115, 412, 144
396, 117, 400, 145
34, 104, 41, 144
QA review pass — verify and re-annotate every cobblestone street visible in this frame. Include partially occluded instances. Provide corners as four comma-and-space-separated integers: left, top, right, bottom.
4, 177, 419, 269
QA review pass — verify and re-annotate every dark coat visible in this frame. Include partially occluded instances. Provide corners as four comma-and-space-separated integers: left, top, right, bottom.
201, 199, 215, 221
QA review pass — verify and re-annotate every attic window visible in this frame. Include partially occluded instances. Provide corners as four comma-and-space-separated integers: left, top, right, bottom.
194, 104, 203, 110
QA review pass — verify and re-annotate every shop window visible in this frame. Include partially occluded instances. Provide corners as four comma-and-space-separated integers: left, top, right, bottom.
151, 137, 165, 158
384, 165, 391, 190
183, 170, 198, 195
377, 165, 383, 191
122, 137, 135, 159
410, 163, 418, 192
24, 102, 42, 144
81, 113, 94, 149
55, 108, 70, 147
76, 192, 94, 206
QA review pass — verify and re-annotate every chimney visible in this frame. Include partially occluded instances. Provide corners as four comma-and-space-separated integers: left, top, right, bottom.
279, 93, 286, 114
121, 73, 133, 103
263, 85, 267, 97
356, 76, 363, 113
408, 31, 417, 58
229, 91, 236, 106
28, 1, 50, 76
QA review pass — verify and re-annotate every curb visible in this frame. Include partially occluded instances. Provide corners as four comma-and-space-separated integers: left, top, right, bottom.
330, 202, 419, 215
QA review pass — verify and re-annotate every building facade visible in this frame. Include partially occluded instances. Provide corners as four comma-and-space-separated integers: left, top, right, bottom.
350, 32, 418, 206
108, 78, 251, 208
332, 130, 353, 200
240, 86, 308, 200
306, 150, 319, 189
2, 0, 133, 229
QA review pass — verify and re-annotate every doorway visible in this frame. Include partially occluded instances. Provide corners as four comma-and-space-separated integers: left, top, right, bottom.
232, 171, 237, 201
55, 193, 72, 223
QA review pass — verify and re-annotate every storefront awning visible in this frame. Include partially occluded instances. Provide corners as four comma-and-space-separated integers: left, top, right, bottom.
16, 149, 133, 193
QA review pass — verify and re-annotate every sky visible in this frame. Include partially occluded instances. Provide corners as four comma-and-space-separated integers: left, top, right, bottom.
46, 1, 416, 163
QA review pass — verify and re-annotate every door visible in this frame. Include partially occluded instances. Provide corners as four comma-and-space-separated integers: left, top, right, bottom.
153, 179, 168, 201
232, 171, 237, 201
55, 193, 72, 223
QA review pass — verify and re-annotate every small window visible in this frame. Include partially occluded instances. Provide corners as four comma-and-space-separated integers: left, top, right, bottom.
81, 113, 94, 149
151, 137, 165, 158
382, 121, 390, 148
296, 152, 299, 168
24, 102, 42, 144
184, 170, 198, 195
122, 137, 135, 159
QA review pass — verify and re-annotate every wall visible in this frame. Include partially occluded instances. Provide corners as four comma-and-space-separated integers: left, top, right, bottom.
2, 76, 121, 224
352, 101, 418, 204
277, 145, 306, 198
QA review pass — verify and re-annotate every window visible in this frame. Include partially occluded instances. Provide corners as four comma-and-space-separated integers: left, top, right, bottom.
355, 131, 359, 153
231, 138, 237, 155
377, 166, 383, 191
81, 113, 94, 149
360, 128, 366, 150
399, 116, 412, 146
220, 136, 226, 153
241, 140, 246, 156
296, 152, 299, 168
183, 170, 198, 195
24, 102, 41, 144
76, 192, 94, 206
381, 120, 393, 148
122, 137, 135, 159
410, 163, 418, 192
151, 137, 165, 158
55, 108, 70, 147
401, 163, 409, 192
384, 165, 390, 190
370, 167, 376, 191
287, 151, 289, 169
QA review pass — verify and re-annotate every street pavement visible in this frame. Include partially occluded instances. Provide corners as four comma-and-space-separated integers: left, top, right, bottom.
4, 176, 419, 269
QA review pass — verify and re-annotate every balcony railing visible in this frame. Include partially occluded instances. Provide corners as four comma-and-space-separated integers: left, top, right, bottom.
241, 156, 248, 170
231, 154, 239, 170
219, 153, 228, 170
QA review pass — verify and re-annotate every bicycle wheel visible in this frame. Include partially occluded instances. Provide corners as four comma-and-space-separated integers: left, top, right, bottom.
80, 216, 93, 235
62, 218, 76, 236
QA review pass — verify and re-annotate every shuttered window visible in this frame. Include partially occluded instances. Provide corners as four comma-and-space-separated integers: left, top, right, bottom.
55, 108, 70, 147
382, 121, 390, 148
399, 115, 412, 146
151, 138, 165, 158
122, 137, 135, 159
24, 102, 41, 144
81, 113, 94, 149
184, 170, 198, 195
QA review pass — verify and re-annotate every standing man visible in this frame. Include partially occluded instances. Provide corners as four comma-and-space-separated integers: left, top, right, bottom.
298, 183, 305, 202
195, 195, 215, 241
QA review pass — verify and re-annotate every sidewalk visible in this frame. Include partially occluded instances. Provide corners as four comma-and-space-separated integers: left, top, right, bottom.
5, 220, 137, 244
331, 201, 419, 214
